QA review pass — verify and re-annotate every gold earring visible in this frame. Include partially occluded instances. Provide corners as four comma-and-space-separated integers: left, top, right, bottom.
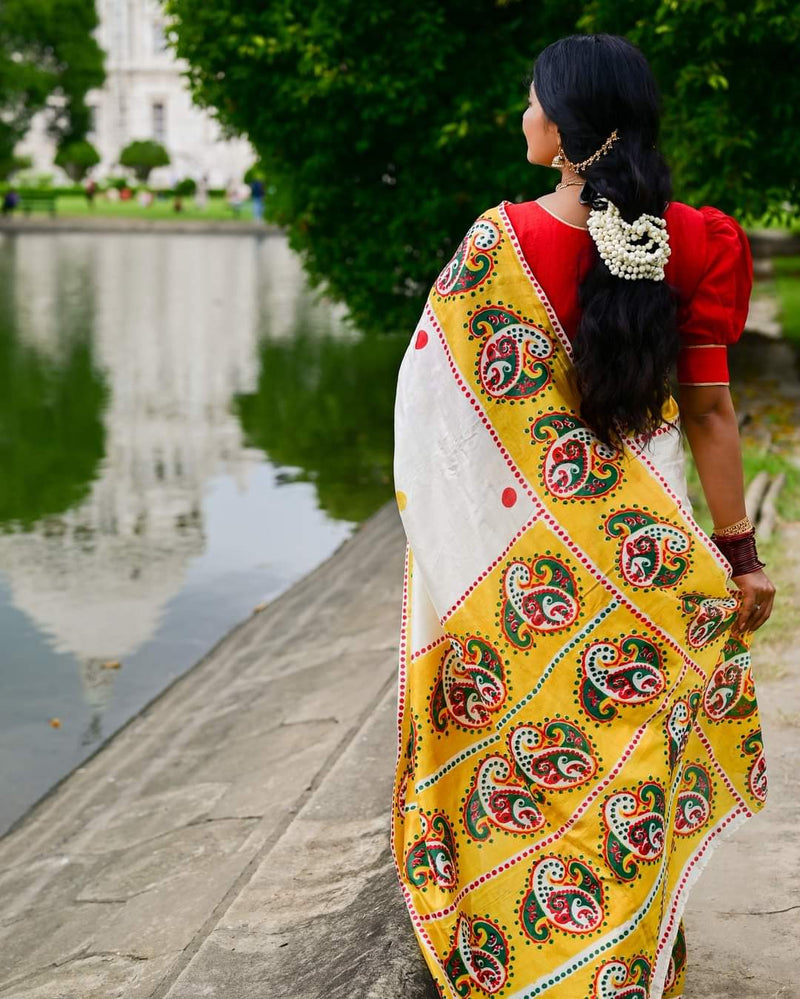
550, 142, 566, 169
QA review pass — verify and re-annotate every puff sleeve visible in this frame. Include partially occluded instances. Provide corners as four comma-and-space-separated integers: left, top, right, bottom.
676, 206, 753, 385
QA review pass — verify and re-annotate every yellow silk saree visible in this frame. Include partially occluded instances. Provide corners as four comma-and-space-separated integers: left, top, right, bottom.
391, 202, 767, 999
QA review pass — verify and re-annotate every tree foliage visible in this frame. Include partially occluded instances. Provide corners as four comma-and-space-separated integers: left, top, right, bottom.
54, 138, 100, 181
166, 0, 800, 335
119, 140, 171, 182
578, 1, 800, 221
0, 0, 105, 166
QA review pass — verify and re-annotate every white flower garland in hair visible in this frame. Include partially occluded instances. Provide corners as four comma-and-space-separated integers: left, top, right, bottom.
586, 199, 671, 281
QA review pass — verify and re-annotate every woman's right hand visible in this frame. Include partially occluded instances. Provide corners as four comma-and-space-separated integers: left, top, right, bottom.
731, 569, 776, 634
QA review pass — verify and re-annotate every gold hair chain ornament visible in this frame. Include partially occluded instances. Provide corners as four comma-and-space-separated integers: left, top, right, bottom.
550, 128, 620, 174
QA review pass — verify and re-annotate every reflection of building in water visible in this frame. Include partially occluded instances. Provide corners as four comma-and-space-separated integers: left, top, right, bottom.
0, 233, 345, 723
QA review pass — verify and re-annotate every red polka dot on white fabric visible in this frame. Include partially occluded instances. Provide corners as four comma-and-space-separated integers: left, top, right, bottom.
502, 487, 517, 508
415, 330, 428, 349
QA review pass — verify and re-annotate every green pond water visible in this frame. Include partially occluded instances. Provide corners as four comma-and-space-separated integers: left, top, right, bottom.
0, 230, 406, 836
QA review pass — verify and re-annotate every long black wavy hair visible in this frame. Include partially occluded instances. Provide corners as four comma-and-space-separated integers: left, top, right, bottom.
532, 34, 679, 449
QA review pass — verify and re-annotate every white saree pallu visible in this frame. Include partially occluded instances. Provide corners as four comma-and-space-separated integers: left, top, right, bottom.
390, 202, 767, 999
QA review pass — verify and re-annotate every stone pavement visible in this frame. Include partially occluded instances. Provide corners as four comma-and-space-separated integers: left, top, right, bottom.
0, 501, 797, 998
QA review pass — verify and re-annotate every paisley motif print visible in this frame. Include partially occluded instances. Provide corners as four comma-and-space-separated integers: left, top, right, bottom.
435, 219, 501, 297
510, 719, 598, 790
605, 509, 690, 588
602, 782, 666, 881
468, 305, 553, 400
702, 635, 757, 721
742, 730, 768, 803
579, 635, 665, 722
444, 913, 510, 996
520, 855, 604, 943
590, 956, 651, 999
666, 695, 698, 770
501, 557, 580, 648
663, 920, 687, 995
464, 755, 545, 841
532, 412, 621, 501
405, 811, 458, 891
674, 763, 713, 836
395, 717, 419, 819
430, 636, 507, 732
681, 593, 739, 649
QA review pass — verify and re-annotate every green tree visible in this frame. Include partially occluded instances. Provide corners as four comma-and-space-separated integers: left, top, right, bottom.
0, 0, 105, 167
577, 1, 800, 221
166, 0, 800, 335
0, 154, 32, 181
54, 138, 100, 181
119, 139, 170, 182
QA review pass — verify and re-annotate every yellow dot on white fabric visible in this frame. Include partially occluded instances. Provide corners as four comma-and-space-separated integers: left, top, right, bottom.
396, 490, 407, 511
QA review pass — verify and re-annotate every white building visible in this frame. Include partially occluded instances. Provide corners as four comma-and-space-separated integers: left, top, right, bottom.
17, 0, 254, 187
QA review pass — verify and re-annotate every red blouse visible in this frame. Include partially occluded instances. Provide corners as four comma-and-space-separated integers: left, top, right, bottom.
504, 199, 753, 385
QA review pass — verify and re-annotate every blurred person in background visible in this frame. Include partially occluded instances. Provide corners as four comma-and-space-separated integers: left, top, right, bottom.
249, 175, 265, 221
195, 173, 209, 210
2, 189, 19, 215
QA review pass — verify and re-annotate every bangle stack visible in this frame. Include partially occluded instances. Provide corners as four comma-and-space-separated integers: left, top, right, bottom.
710, 516, 766, 576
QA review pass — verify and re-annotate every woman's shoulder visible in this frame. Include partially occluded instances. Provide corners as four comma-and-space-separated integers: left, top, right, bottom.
666, 201, 752, 286
504, 198, 591, 237
668, 201, 753, 345
666, 201, 749, 244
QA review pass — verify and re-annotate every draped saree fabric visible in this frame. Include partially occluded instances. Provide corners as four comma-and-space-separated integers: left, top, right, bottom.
391, 203, 767, 999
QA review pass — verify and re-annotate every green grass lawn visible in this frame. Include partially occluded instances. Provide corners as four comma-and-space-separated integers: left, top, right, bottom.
771, 255, 800, 343
52, 193, 260, 223
775, 272, 800, 342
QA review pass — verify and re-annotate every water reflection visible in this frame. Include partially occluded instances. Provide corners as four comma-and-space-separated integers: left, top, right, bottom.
0, 230, 399, 836
236, 328, 406, 522
0, 241, 108, 526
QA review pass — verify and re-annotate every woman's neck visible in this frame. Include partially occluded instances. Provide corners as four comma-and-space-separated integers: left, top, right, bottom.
535, 172, 592, 229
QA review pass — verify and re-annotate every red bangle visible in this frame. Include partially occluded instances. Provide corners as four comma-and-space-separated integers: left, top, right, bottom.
710, 531, 766, 576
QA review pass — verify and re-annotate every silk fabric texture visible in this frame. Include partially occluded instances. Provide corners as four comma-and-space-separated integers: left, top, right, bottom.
391, 203, 767, 999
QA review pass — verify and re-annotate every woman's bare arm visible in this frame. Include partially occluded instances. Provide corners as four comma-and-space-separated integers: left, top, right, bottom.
678, 383, 776, 633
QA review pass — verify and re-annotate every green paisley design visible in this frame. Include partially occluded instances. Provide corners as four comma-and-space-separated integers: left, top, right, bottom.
463, 754, 545, 841
501, 556, 580, 648
664, 921, 687, 995
532, 412, 622, 501
589, 956, 651, 999
605, 508, 690, 588
742, 729, 768, 803
520, 855, 605, 943
510, 719, 598, 790
444, 913, 511, 996
681, 593, 739, 649
602, 781, 666, 881
674, 763, 713, 836
435, 219, 501, 297
404, 811, 458, 891
468, 304, 553, 400
702, 635, 758, 720
579, 635, 665, 722
430, 635, 507, 732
